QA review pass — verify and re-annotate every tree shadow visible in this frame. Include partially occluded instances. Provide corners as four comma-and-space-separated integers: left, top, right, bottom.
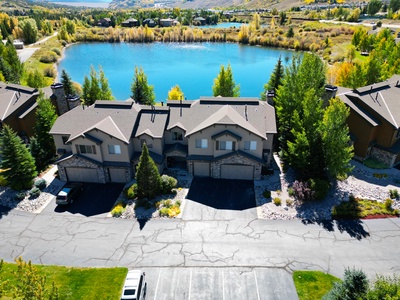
0, 204, 12, 220
348, 160, 400, 188
137, 218, 150, 230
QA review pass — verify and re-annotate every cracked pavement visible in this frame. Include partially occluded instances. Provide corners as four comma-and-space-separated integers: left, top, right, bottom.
1, 209, 399, 280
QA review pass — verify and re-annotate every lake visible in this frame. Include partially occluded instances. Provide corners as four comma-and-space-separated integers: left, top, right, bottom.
58, 42, 293, 101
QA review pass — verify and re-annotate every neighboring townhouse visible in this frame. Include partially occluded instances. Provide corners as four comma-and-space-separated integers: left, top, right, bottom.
338, 75, 400, 167
0, 82, 39, 137
121, 18, 138, 27
50, 97, 276, 183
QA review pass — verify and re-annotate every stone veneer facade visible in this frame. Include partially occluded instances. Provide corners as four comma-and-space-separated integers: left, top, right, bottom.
212, 154, 262, 180
58, 156, 106, 183
371, 147, 397, 167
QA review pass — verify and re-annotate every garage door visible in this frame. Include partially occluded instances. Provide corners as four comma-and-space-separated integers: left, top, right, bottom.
193, 162, 210, 177
109, 168, 127, 183
66, 167, 99, 183
220, 165, 254, 180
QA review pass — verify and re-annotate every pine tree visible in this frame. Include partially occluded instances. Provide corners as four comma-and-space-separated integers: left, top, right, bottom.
0, 125, 37, 190
261, 55, 284, 100
136, 143, 161, 199
130, 66, 156, 105
31, 93, 57, 172
321, 98, 354, 179
82, 66, 113, 105
212, 63, 240, 97
99, 67, 113, 100
60, 69, 75, 97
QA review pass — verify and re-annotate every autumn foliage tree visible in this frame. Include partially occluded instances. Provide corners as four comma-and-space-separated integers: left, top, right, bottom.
167, 84, 184, 100
212, 63, 240, 97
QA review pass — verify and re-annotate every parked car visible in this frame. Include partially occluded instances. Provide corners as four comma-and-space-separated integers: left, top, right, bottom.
121, 270, 147, 300
56, 183, 83, 205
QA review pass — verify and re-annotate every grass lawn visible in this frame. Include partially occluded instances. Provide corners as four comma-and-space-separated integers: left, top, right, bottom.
332, 198, 399, 220
363, 157, 389, 169
1, 260, 127, 300
293, 270, 340, 300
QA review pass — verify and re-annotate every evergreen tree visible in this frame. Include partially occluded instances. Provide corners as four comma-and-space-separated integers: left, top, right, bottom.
323, 268, 368, 300
321, 98, 353, 179
60, 69, 75, 96
82, 66, 113, 105
130, 66, 156, 105
26, 69, 46, 88
136, 143, 161, 199
0, 125, 37, 190
31, 93, 57, 172
99, 67, 113, 100
22, 19, 38, 44
367, 0, 382, 15
261, 55, 284, 100
212, 63, 240, 97
167, 84, 184, 100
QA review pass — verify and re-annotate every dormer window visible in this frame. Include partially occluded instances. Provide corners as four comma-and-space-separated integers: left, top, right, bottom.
172, 131, 183, 141
76, 145, 96, 154
216, 141, 235, 151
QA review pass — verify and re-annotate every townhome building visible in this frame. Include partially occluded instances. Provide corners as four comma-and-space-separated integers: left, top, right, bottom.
50, 97, 277, 183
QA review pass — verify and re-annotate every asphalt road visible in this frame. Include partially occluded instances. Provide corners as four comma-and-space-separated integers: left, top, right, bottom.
1, 209, 399, 282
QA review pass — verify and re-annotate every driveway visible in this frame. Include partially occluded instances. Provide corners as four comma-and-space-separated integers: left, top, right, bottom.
183, 177, 257, 220
42, 183, 124, 217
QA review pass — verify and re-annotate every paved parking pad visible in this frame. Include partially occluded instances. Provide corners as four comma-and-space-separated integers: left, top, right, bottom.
144, 267, 298, 300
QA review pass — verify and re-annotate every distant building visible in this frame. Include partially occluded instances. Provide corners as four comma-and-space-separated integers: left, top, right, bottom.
97, 18, 111, 27
13, 39, 23, 49
121, 18, 138, 27
193, 17, 206, 26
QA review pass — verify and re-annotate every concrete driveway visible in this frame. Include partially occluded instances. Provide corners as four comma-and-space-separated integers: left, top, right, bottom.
42, 183, 124, 217
183, 177, 257, 220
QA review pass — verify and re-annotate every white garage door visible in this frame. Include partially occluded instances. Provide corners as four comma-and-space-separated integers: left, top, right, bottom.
66, 167, 99, 183
109, 168, 127, 183
220, 165, 254, 180
193, 162, 210, 177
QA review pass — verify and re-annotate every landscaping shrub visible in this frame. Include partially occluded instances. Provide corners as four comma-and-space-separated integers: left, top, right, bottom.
111, 201, 126, 217
0, 174, 7, 186
323, 268, 368, 300
288, 187, 295, 197
124, 183, 137, 199
39, 52, 58, 63
384, 199, 393, 210
34, 178, 46, 190
373, 173, 388, 179
286, 199, 293, 207
263, 189, 271, 198
28, 187, 40, 199
159, 205, 180, 217
273, 197, 282, 206
308, 178, 330, 200
292, 180, 313, 201
363, 157, 389, 169
389, 189, 399, 199
160, 175, 177, 194
60, 40, 68, 47
175, 200, 181, 207
134, 197, 152, 209
14, 191, 26, 201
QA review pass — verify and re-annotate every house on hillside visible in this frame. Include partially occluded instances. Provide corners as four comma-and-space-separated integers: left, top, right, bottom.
121, 18, 138, 27
159, 18, 180, 27
193, 17, 206, 26
143, 18, 156, 27
98, 18, 111, 27
0, 83, 39, 137
338, 75, 400, 167
50, 97, 276, 183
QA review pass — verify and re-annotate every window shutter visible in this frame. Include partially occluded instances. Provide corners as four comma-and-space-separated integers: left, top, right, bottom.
233, 141, 236, 151
216, 141, 219, 150
92, 145, 97, 154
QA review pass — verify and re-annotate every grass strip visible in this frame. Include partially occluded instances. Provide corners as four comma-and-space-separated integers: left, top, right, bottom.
293, 270, 340, 300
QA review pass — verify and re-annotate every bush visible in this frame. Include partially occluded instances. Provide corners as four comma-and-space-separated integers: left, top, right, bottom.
39, 52, 58, 63
389, 189, 399, 199
263, 189, 271, 198
323, 268, 368, 300
288, 187, 295, 197
111, 201, 126, 217
286, 199, 293, 207
60, 40, 68, 47
124, 183, 137, 199
159, 205, 180, 217
44, 67, 56, 78
385, 198, 393, 210
273, 197, 282, 206
28, 187, 40, 199
0, 174, 7, 186
176, 200, 181, 207
308, 178, 330, 200
161, 175, 177, 194
14, 191, 26, 201
292, 180, 313, 201
34, 178, 47, 190
51, 47, 61, 56
134, 197, 152, 209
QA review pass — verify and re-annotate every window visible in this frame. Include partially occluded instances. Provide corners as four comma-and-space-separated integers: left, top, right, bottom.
172, 131, 183, 141
244, 141, 257, 150
76, 145, 96, 154
62, 136, 69, 145
216, 141, 235, 150
108, 144, 121, 155
195, 139, 208, 148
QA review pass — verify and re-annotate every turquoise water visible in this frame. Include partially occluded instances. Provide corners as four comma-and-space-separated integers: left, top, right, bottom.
198, 22, 245, 28
58, 42, 293, 101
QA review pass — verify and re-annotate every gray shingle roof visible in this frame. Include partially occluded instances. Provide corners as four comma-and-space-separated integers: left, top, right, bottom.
0, 82, 38, 121
50, 100, 139, 143
168, 97, 277, 140
134, 107, 169, 138
338, 75, 400, 128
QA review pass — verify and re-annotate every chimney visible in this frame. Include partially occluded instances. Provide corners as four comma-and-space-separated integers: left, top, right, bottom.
51, 83, 68, 115
245, 104, 248, 121
266, 90, 275, 105
180, 99, 182, 117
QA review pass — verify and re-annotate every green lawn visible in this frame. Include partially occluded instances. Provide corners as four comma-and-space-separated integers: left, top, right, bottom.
332, 198, 399, 220
1, 260, 127, 300
293, 271, 340, 300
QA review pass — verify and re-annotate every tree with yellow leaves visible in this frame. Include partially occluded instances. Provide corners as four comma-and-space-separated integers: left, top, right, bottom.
167, 85, 184, 100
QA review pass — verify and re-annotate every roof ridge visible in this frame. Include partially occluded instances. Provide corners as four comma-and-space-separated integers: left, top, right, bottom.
378, 91, 398, 128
